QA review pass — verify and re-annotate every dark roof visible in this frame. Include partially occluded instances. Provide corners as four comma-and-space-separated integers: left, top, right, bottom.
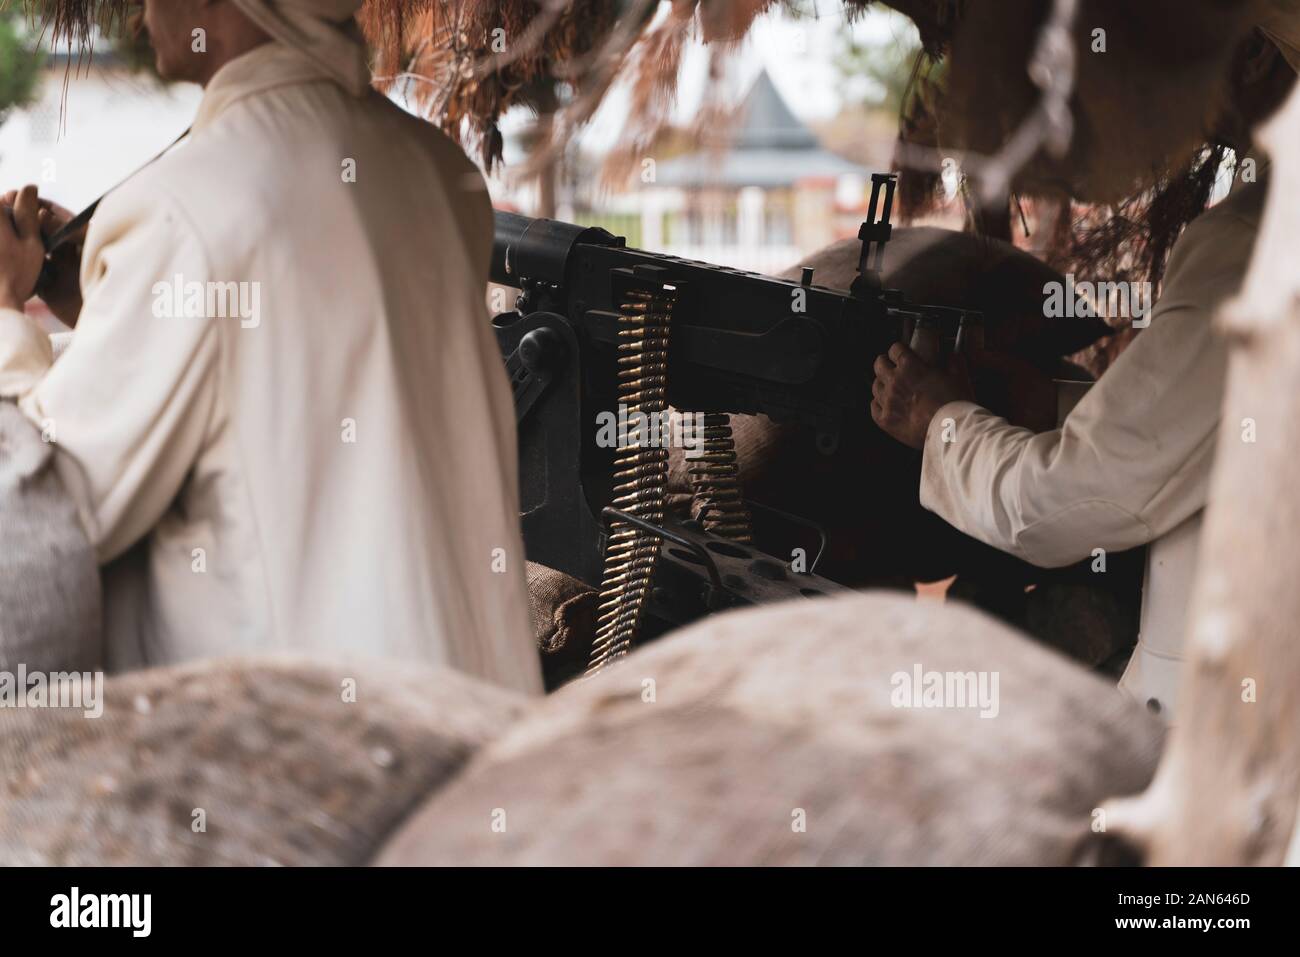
733, 70, 820, 150
653, 69, 866, 189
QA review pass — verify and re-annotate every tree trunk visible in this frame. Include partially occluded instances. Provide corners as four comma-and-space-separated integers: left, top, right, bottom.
1102, 83, 1300, 864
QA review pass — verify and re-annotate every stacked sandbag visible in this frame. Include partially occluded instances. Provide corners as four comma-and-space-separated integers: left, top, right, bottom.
376, 592, 1162, 865
0, 401, 101, 672
525, 560, 597, 655
0, 656, 526, 865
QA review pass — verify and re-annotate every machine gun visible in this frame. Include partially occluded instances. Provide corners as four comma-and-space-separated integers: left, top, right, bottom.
491, 174, 978, 675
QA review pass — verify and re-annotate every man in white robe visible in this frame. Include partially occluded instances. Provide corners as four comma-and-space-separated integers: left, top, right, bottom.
871, 19, 1300, 719
0, 0, 541, 693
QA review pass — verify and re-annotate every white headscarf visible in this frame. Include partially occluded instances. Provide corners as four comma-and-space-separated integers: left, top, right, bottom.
230, 0, 371, 96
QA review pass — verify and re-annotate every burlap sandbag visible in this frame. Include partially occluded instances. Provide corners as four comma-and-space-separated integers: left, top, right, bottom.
525, 560, 597, 654
0, 401, 101, 673
0, 656, 526, 866
525, 560, 599, 688
376, 592, 1162, 866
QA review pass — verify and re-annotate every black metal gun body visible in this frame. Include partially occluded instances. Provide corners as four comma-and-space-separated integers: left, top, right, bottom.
491, 194, 976, 657
495, 210, 896, 427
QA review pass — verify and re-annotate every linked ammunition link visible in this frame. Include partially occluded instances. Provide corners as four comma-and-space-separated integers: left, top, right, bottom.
685, 412, 753, 543
587, 287, 676, 676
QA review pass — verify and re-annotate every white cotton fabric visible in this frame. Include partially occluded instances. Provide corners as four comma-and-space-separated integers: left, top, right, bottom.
229, 0, 371, 96
0, 43, 541, 694
919, 170, 1268, 721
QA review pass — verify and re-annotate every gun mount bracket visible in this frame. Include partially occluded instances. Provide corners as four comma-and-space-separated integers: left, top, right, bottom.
852, 172, 898, 296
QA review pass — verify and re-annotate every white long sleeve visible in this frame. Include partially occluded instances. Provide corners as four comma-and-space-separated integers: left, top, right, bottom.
0, 192, 220, 565
920, 176, 1265, 568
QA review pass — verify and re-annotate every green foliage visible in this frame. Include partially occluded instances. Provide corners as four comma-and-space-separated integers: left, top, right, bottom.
0, 10, 43, 123
834, 19, 922, 117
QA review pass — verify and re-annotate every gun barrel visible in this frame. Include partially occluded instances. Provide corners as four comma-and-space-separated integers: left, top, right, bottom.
490, 210, 620, 288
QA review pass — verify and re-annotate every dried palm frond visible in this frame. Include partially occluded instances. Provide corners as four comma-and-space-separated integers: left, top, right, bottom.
14, 1, 939, 172
5, 0, 122, 49
362, 1, 940, 177
365, 0, 626, 170
17, 0, 1280, 292
16, 2, 913, 167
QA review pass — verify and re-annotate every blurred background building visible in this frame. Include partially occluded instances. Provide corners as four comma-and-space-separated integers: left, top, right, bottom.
564, 71, 872, 273
482, 2, 926, 274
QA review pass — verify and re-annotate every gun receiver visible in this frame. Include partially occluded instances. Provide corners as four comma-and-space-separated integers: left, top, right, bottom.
491, 174, 979, 677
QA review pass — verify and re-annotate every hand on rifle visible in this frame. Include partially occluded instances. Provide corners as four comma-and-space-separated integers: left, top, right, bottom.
872, 336, 1061, 449
0, 186, 85, 326
871, 342, 974, 450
